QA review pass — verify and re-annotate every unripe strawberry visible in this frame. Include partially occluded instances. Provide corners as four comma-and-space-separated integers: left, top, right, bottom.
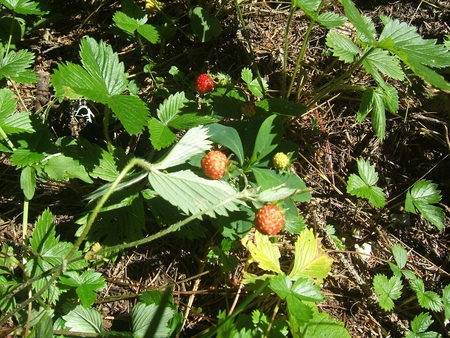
254, 205, 285, 235
201, 150, 228, 179
196, 73, 215, 94
241, 102, 256, 118
273, 152, 290, 170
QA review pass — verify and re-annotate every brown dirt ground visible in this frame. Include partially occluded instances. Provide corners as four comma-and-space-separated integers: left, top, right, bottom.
1, 0, 450, 337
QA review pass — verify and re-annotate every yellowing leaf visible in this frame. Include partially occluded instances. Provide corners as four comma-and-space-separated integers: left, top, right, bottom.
289, 228, 332, 283
241, 231, 282, 274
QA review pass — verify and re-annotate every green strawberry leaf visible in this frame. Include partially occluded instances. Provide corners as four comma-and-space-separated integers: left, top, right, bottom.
317, 12, 347, 29
25, 209, 85, 303
297, 311, 351, 338
0, 0, 46, 15
0, 88, 34, 135
137, 24, 159, 44
378, 16, 450, 90
79, 37, 128, 96
52, 37, 148, 135
132, 289, 181, 338
326, 30, 360, 63
107, 94, 149, 135
241, 67, 253, 84
148, 118, 176, 150
339, 0, 376, 44
443, 284, 450, 321
157, 91, 188, 124
405, 180, 445, 230
347, 158, 386, 207
391, 244, 408, 270
407, 312, 437, 337
0, 48, 37, 83
364, 48, 405, 81
373, 274, 403, 311
410, 278, 443, 312
59, 270, 106, 307
43, 154, 93, 183
63, 305, 103, 334
113, 11, 140, 33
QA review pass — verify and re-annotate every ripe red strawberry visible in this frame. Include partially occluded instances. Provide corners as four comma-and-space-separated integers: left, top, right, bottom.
196, 73, 215, 94
201, 150, 228, 179
241, 102, 256, 118
254, 205, 285, 235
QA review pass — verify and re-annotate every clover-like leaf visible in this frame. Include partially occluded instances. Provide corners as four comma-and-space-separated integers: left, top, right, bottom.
347, 158, 386, 207
373, 274, 403, 311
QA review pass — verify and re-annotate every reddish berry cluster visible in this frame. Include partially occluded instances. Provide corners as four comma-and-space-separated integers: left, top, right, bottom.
196, 73, 215, 94
254, 205, 285, 235
201, 150, 228, 180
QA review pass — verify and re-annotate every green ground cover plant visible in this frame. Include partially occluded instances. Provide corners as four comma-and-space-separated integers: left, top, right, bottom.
0, 0, 449, 336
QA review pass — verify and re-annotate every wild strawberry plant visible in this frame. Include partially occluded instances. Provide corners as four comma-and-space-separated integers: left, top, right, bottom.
0, 0, 448, 336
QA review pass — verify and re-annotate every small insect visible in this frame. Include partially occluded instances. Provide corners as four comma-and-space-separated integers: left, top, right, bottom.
72, 99, 95, 123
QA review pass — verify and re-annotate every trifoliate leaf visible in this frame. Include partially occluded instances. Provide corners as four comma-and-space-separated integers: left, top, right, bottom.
63, 305, 103, 334
373, 274, 403, 311
148, 169, 241, 218
289, 228, 333, 283
347, 158, 386, 207
405, 180, 445, 230
326, 30, 360, 63
25, 209, 73, 302
241, 231, 282, 274
59, 270, 106, 307
411, 278, 443, 312
0, 48, 37, 83
391, 244, 408, 270
153, 125, 212, 170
